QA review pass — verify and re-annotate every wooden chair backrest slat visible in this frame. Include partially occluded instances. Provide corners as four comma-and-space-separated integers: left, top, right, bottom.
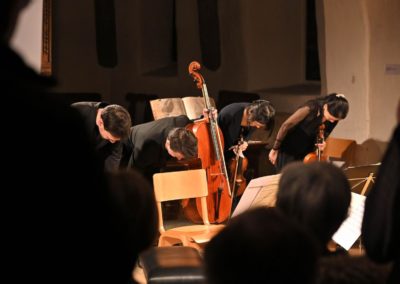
153, 169, 208, 201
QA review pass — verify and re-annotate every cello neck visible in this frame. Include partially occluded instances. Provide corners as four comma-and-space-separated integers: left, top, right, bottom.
201, 82, 213, 111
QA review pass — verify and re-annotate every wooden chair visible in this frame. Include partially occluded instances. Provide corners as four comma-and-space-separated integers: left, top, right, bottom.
153, 169, 225, 251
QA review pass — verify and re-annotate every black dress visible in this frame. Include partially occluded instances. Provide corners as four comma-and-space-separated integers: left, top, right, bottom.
273, 100, 337, 172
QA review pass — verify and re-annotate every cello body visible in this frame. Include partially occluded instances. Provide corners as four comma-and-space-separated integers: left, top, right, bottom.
182, 61, 232, 224
183, 120, 232, 223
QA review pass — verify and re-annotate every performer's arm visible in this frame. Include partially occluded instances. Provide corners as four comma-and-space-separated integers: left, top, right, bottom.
269, 106, 310, 164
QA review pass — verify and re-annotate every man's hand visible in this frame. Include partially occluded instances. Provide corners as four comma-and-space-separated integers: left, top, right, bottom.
203, 108, 218, 123
229, 141, 248, 158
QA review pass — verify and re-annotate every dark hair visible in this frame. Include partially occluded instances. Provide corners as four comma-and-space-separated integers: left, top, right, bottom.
323, 93, 349, 119
167, 127, 198, 159
307, 93, 349, 120
246, 100, 276, 130
204, 207, 317, 284
276, 162, 351, 253
0, 0, 30, 40
101, 105, 131, 139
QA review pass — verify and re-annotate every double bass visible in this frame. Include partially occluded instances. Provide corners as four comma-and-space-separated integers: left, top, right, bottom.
182, 61, 232, 224
303, 124, 329, 163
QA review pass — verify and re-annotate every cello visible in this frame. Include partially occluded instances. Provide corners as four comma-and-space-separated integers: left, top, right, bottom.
182, 61, 232, 224
303, 124, 329, 163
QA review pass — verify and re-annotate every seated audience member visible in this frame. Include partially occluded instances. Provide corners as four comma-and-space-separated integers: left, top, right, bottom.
106, 170, 158, 283
276, 162, 351, 255
204, 207, 317, 284
362, 100, 400, 284
316, 254, 390, 284
2, 2, 147, 283
72, 102, 132, 171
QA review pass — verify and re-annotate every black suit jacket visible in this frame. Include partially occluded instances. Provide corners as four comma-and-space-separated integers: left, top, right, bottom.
126, 115, 191, 180
71, 101, 122, 171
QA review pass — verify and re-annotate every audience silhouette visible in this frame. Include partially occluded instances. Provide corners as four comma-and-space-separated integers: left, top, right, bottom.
2, 1, 156, 283
362, 100, 400, 283
276, 162, 351, 255
204, 207, 317, 284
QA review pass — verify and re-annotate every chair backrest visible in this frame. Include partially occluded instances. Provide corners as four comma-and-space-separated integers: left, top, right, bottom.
153, 169, 209, 231
153, 169, 208, 201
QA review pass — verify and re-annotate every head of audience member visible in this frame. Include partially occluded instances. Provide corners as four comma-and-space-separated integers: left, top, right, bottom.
276, 162, 351, 254
316, 254, 390, 284
106, 170, 158, 283
5, 85, 114, 282
204, 207, 317, 284
2, 1, 142, 283
165, 127, 198, 160
245, 100, 276, 130
0, 0, 30, 43
98, 104, 131, 143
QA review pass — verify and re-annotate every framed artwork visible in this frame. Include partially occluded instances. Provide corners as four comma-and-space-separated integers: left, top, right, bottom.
41, 0, 52, 76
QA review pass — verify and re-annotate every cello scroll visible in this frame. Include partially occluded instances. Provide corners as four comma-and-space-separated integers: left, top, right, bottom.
188, 61, 203, 89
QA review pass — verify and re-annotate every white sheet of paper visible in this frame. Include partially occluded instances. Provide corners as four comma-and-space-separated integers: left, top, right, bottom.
232, 174, 280, 218
332, 192, 366, 250
246, 174, 280, 188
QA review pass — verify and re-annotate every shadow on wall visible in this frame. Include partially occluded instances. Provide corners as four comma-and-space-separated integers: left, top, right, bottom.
354, 139, 388, 166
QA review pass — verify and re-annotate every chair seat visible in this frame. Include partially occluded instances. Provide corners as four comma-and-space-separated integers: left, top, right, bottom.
139, 246, 205, 284
159, 224, 225, 247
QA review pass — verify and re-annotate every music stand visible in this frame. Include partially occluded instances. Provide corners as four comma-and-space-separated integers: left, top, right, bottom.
343, 163, 380, 196
338, 164, 379, 253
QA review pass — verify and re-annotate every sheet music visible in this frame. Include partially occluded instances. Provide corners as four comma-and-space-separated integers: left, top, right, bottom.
332, 192, 366, 250
232, 174, 280, 218
332, 160, 345, 168
247, 174, 280, 188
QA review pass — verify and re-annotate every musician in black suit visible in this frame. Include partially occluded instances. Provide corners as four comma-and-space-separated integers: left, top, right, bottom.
124, 115, 198, 181
217, 100, 275, 161
72, 102, 131, 171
